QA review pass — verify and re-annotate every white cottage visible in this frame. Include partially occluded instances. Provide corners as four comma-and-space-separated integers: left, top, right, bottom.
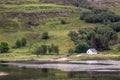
87, 48, 98, 54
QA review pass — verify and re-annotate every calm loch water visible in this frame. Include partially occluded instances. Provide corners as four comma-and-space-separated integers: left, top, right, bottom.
0, 60, 120, 80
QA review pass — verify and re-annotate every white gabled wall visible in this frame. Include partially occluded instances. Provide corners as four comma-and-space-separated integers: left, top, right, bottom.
87, 49, 97, 54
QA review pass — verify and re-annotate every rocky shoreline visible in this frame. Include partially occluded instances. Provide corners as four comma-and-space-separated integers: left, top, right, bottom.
1, 60, 120, 72
0, 72, 8, 76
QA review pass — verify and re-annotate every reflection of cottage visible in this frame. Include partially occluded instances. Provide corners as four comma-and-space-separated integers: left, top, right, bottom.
87, 48, 98, 54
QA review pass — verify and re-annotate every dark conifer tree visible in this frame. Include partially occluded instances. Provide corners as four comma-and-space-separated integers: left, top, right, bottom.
90, 32, 97, 49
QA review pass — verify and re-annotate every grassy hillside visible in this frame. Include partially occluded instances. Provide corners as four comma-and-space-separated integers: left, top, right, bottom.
0, 0, 120, 60
0, 0, 94, 54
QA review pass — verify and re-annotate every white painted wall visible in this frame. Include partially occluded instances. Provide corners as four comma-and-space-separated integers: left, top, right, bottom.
87, 49, 97, 54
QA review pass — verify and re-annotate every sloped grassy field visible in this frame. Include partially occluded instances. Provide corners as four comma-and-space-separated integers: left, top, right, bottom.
0, 0, 95, 59
0, 0, 119, 60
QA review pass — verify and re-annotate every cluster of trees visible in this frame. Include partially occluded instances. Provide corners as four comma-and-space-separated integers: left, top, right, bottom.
0, 42, 9, 53
80, 8, 120, 23
61, 19, 67, 24
76, 0, 120, 24
114, 44, 120, 52
108, 22, 120, 32
68, 26, 118, 53
74, 42, 89, 53
33, 44, 59, 56
117, 44, 120, 51
0, 38, 27, 54
42, 32, 49, 40
72, 7, 120, 53
75, 0, 91, 8
13, 38, 27, 48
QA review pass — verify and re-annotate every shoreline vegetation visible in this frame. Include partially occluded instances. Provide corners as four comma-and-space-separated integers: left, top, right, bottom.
0, 52, 120, 62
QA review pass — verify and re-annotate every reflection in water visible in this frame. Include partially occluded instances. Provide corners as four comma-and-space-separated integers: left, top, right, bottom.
0, 64, 120, 80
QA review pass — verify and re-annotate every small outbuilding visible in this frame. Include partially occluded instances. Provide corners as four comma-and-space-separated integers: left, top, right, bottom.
86, 48, 98, 54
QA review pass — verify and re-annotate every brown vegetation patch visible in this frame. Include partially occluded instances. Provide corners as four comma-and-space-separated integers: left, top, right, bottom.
87, 0, 120, 6
41, 0, 77, 5
0, 0, 76, 5
8, 11, 68, 18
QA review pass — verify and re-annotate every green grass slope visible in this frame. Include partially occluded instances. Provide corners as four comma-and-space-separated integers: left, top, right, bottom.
0, 0, 94, 55
0, 0, 119, 60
